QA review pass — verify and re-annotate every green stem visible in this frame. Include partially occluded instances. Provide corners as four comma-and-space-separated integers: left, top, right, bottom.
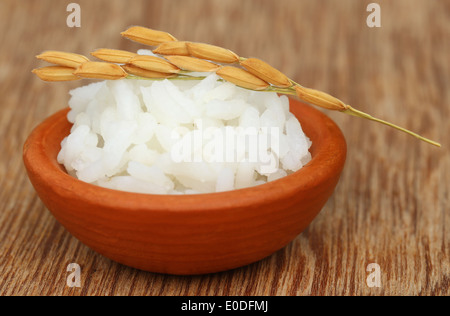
344, 105, 441, 147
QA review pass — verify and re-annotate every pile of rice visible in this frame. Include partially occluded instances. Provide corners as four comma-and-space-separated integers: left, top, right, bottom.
58, 73, 312, 194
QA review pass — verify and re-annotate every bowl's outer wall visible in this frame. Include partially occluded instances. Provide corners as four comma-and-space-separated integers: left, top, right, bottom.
23, 99, 347, 275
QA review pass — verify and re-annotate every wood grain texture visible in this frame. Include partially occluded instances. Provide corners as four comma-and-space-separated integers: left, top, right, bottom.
0, 0, 448, 296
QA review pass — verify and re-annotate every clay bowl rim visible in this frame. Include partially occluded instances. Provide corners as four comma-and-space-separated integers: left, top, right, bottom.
23, 97, 347, 215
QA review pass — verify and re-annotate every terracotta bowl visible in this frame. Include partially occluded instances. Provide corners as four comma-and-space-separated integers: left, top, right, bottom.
23, 98, 346, 275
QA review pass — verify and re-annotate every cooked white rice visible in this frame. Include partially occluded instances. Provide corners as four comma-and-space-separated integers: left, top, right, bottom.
58, 73, 312, 194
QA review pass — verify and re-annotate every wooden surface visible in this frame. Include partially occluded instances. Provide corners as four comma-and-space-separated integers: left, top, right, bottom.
0, 0, 448, 296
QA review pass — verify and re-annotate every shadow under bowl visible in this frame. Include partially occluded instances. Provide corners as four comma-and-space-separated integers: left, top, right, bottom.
23, 98, 346, 275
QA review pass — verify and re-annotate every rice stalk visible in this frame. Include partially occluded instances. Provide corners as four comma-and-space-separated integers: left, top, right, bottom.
294, 85, 348, 111
32, 66, 80, 82
186, 42, 240, 64
91, 49, 138, 64
32, 27, 441, 147
240, 58, 292, 88
121, 26, 177, 46
216, 66, 270, 91
36, 51, 89, 68
128, 55, 180, 74
74, 61, 127, 80
122, 64, 177, 79
153, 41, 191, 56
165, 56, 220, 72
